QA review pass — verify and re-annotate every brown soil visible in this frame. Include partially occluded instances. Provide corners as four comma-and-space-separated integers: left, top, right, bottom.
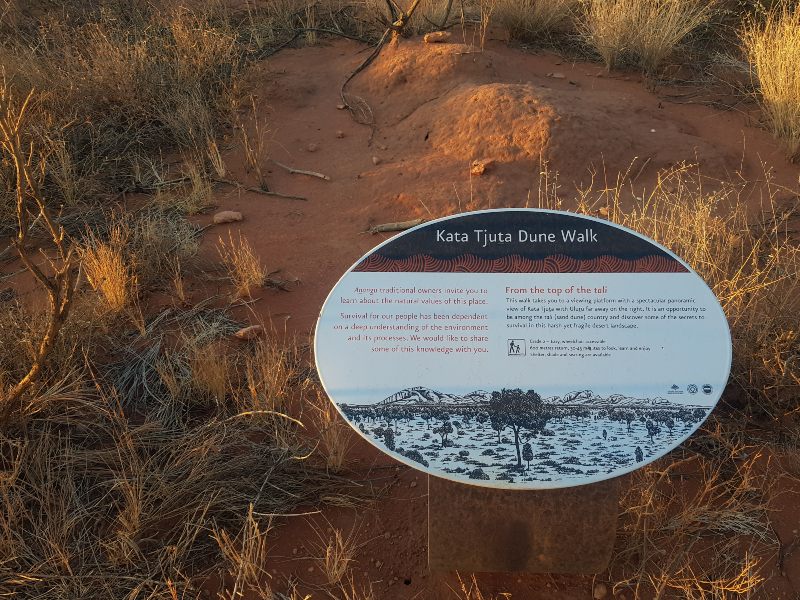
189, 35, 800, 599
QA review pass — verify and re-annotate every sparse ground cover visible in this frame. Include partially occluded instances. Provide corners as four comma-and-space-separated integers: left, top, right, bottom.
352, 406, 708, 483
1, 0, 799, 598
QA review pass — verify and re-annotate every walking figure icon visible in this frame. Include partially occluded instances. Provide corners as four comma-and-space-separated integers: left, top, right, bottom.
507, 339, 525, 356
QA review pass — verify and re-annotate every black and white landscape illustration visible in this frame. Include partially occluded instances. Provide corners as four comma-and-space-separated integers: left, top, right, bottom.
340, 387, 711, 486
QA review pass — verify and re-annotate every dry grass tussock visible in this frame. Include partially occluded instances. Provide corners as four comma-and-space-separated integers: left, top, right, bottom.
610, 420, 776, 598
0, 3, 243, 235
495, 0, 579, 43
308, 520, 363, 586
217, 229, 268, 298
80, 224, 138, 313
0, 401, 361, 598
581, 0, 716, 73
312, 390, 356, 472
743, 3, 800, 161
76, 205, 200, 326
546, 162, 800, 425
533, 163, 797, 597
0, 306, 364, 598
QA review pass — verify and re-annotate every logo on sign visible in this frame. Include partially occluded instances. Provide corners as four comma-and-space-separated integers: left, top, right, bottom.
687, 384, 698, 394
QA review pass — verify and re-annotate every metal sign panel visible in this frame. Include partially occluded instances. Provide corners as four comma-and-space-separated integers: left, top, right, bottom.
315, 209, 732, 489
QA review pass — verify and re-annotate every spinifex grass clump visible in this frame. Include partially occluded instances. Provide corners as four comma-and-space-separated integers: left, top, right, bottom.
743, 4, 800, 161
495, 0, 579, 43
587, 166, 799, 423
80, 225, 138, 314
217, 230, 267, 298
0, 4, 241, 235
0, 302, 362, 598
582, 0, 716, 73
611, 424, 775, 598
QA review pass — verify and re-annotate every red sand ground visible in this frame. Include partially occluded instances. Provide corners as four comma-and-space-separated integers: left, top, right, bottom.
190, 35, 800, 599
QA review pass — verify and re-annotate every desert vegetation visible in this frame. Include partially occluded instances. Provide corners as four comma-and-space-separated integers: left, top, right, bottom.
0, 0, 799, 598
345, 389, 710, 483
743, 2, 800, 160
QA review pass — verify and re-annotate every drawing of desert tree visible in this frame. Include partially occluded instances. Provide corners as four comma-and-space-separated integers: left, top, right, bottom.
488, 388, 551, 471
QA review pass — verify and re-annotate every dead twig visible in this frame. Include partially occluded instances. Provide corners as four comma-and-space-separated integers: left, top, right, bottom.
366, 218, 425, 234
0, 87, 79, 418
213, 178, 307, 201
271, 160, 330, 181
340, 0, 425, 130
257, 28, 372, 60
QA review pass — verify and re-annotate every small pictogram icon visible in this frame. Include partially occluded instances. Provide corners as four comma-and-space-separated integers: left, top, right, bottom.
702, 384, 713, 395
508, 339, 525, 356
687, 384, 698, 394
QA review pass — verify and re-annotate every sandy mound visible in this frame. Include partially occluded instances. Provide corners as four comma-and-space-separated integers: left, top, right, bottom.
352, 38, 496, 123
356, 39, 740, 179
402, 82, 557, 162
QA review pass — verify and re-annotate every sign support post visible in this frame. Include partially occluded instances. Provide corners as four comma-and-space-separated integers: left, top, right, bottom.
428, 477, 619, 573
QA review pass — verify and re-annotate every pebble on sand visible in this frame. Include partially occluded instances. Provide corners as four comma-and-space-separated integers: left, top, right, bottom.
593, 582, 608, 599
470, 158, 495, 176
213, 210, 243, 224
424, 31, 451, 44
234, 325, 265, 340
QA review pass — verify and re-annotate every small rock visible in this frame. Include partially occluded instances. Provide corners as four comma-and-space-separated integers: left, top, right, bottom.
306, 142, 319, 152
650, 129, 656, 133
593, 582, 608, 599
372, 155, 381, 166
336, 130, 345, 138
548, 72, 566, 79
598, 206, 609, 218
307, 566, 314, 573
234, 325, 265, 340
336, 104, 347, 110
377, 144, 388, 151
470, 158, 495, 176
424, 31, 451, 44
292, 548, 298, 555
375, 561, 383, 569
213, 210, 243, 224
410, 481, 417, 488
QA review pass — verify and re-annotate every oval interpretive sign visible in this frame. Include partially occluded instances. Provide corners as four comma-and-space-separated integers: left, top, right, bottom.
315, 209, 732, 489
